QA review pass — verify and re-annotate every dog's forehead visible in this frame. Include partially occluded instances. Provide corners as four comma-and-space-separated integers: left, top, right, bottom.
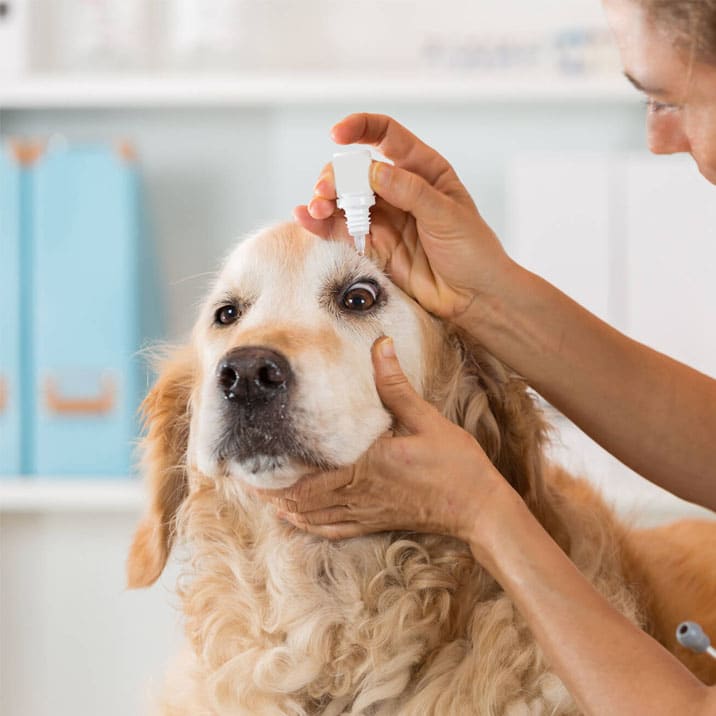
219, 224, 375, 296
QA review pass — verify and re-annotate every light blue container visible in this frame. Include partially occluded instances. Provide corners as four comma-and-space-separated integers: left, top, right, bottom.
31, 145, 142, 476
0, 144, 23, 476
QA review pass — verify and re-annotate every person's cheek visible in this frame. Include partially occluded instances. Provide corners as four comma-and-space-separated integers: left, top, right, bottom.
647, 111, 691, 155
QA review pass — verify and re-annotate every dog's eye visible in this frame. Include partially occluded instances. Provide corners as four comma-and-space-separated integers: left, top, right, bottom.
341, 281, 379, 312
214, 304, 240, 326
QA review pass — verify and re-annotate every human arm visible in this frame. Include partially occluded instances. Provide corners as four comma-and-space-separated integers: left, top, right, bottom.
262, 340, 716, 716
298, 112, 716, 510
462, 261, 716, 510
478, 483, 716, 716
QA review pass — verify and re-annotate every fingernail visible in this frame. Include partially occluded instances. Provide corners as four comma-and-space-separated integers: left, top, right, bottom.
379, 336, 396, 359
371, 161, 391, 188
313, 177, 330, 197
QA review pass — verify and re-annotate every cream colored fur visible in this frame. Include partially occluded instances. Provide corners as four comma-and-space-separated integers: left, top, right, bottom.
128, 223, 715, 715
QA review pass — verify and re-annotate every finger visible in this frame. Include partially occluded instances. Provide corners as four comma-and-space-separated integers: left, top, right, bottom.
277, 468, 355, 512
370, 162, 455, 232
307, 196, 336, 220
372, 336, 437, 433
296, 200, 409, 260
309, 163, 406, 222
330, 113, 455, 187
372, 192, 414, 237
278, 505, 353, 526
274, 486, 352, 515
366, 211, 417, 278
293, 205, 331, 237
312, 163, 336, 200
293, 206, 351, 243
282, 516, 370, 541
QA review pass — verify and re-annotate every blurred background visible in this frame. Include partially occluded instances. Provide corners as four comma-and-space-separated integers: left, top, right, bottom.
0, 1, 714, 714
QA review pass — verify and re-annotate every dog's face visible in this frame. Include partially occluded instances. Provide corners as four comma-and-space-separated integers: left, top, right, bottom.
128, 222, 550, 588
190, 223, 430, 488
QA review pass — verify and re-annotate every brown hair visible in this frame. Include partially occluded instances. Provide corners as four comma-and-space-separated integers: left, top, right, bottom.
638, 0, 716, 62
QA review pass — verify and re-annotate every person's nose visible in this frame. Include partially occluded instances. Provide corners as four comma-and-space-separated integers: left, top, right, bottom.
647, 110, 691, 155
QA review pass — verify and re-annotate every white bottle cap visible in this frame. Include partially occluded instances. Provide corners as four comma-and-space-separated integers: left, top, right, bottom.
333, 149, 373, 195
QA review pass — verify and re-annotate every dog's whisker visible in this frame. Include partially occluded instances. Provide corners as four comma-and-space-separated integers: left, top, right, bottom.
170, 271, 216, 286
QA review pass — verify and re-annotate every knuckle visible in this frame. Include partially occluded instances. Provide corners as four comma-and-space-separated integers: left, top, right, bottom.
396, 169, 417, 201
281, 497, 299, 514
341, 465, 358, 491
410, 173, 429, 203
326, 525, 346, 541
380, 372, 409, 392
293, 478, 312, 503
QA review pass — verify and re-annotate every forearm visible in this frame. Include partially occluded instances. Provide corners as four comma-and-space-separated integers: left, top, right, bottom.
472, 490, 715, 716
461, 261, 716, 510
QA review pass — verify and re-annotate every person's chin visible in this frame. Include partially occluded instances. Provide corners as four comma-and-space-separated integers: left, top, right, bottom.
696, 160, 716, 185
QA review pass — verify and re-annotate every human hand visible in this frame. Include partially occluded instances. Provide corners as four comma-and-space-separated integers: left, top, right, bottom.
295, 113, 514, 322
254, 336, 511, 545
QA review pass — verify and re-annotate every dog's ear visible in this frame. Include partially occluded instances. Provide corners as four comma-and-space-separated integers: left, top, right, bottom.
431, 327, 551, 514
127, 348, 195, 589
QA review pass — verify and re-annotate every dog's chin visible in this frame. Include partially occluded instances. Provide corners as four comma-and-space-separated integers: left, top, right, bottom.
225, 455, 314, 489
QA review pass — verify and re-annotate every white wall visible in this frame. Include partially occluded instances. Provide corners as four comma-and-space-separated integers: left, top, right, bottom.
508, 152, 716, 523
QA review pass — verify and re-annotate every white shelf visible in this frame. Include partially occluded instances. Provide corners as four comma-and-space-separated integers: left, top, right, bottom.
0, 478, 144, 513
0, 72, 639, 109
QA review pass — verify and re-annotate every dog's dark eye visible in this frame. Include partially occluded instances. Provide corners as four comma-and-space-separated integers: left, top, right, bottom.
341, 281, 379, 312
214, 304, 240, 326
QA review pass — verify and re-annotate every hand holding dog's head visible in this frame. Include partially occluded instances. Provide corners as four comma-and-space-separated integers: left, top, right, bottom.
127, 223, 550, 587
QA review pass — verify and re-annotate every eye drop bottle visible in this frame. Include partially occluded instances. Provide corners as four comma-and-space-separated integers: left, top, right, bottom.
332, 149, 375, 255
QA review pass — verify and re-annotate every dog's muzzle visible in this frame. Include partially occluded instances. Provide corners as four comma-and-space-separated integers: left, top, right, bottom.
218, 346, 292, 405
215, 346, 297, 467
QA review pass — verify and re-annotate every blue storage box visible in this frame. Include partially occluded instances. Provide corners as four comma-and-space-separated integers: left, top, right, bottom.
0, 143, 23, 475
31, 144, 142, 476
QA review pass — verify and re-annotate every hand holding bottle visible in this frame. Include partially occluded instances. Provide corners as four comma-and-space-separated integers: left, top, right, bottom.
295, 112, 515, 322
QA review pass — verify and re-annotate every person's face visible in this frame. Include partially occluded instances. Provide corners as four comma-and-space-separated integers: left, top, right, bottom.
603, 0, 716, 184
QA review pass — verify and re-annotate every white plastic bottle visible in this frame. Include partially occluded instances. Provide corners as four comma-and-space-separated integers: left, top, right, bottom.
332, 149, 375, 255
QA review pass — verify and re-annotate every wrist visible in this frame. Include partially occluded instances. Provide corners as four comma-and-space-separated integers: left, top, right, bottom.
453, 256, 526, 343
465, 479, 535, 576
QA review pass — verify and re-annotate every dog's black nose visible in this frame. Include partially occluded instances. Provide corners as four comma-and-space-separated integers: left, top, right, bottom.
217, 347, 292, 403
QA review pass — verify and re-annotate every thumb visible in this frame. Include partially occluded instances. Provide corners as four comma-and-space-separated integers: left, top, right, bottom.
370, 162, 451, 229
371, 336, 435, 433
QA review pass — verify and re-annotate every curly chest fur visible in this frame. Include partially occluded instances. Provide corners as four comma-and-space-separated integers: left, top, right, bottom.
172, 486, 584, 716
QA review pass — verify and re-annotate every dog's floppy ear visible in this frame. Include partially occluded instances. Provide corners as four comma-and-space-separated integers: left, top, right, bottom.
432, 326, 550, 514
127, 347, 195, 589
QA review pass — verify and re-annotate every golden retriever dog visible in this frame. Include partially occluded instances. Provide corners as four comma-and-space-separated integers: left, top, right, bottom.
128, 222, 716, 715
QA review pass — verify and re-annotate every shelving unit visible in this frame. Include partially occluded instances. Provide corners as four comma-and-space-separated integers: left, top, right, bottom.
0, 71, 639, 109
0, 477, 143, 512
0, 70, 639, 525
